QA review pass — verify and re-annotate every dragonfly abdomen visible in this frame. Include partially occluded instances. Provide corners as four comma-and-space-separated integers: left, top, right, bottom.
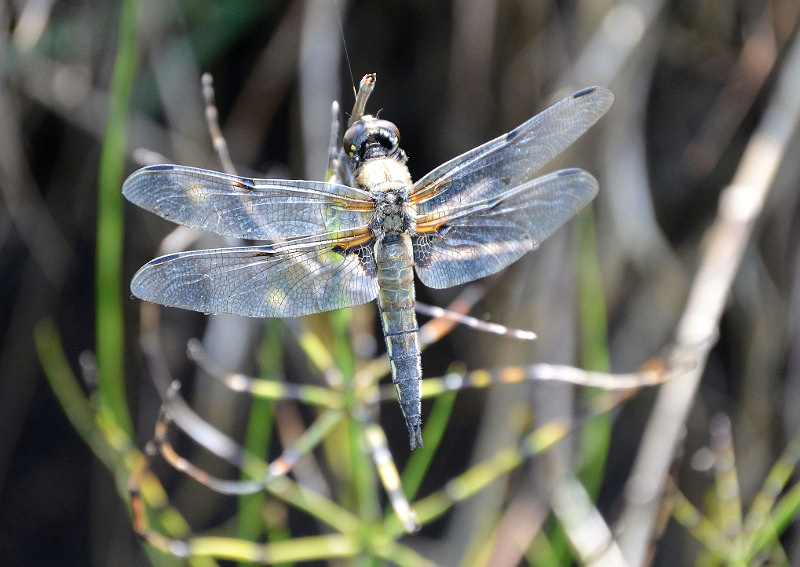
374, 234, 423, 449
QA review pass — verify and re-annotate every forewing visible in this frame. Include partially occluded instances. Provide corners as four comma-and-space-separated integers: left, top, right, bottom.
123, 164, 373, 240
414, 169, 597, 288
130, 239, 379, 317
411, 87, 613, 217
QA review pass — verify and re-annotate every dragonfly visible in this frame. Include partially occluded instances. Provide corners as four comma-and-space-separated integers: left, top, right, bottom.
123, 74, 613, 450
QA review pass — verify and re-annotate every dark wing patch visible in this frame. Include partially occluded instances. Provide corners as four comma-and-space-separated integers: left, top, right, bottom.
333, 240, 378, 279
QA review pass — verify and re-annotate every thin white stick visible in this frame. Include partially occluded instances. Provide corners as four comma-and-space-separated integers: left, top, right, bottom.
201, 73, 236, 175
415, 301, 537, 341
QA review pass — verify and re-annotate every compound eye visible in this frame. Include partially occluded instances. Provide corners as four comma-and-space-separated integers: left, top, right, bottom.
343, 122, 368, 159
372, 119, 400, 153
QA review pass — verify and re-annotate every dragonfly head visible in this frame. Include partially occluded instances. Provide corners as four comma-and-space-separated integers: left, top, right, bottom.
343, 115, 407, 167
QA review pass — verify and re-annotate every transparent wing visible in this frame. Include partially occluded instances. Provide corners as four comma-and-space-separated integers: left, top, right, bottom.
123, 164, 373, 240
413, 169, 597, 288
130, 238, 379, 317
411, 87, 613, 218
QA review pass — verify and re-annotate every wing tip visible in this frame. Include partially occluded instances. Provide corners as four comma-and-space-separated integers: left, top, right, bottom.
556, 168, 598, 188
573, 85, 615, 111
144, 164, 177, 172
573, 85, 613, 99
122, 164, 176, 199
552, 168, 599, 209
557, 167, 583, 178
573, 86, 598, 98
129, 263, 157, 302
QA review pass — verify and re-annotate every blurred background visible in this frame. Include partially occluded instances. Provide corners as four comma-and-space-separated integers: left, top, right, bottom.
1, 0, 800, 565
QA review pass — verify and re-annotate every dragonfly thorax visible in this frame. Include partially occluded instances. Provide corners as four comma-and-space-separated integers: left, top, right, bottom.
370, 185, 415, 237
356, 157, 415, 237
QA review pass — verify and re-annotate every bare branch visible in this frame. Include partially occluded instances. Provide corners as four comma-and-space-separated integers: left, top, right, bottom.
616, 32, 800, 566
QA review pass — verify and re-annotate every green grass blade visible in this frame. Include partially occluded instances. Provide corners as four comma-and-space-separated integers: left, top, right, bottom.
331, 308, 379, 532
576, 208, 612, 497
34, 319, 113, 464
238, 320, 283, 567
95, 0, 141, 437
401, 388, 457, 500
746, 478, 800, 560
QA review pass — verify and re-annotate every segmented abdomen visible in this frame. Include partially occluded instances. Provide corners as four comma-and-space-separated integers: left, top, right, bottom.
375, 234, 423, 449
